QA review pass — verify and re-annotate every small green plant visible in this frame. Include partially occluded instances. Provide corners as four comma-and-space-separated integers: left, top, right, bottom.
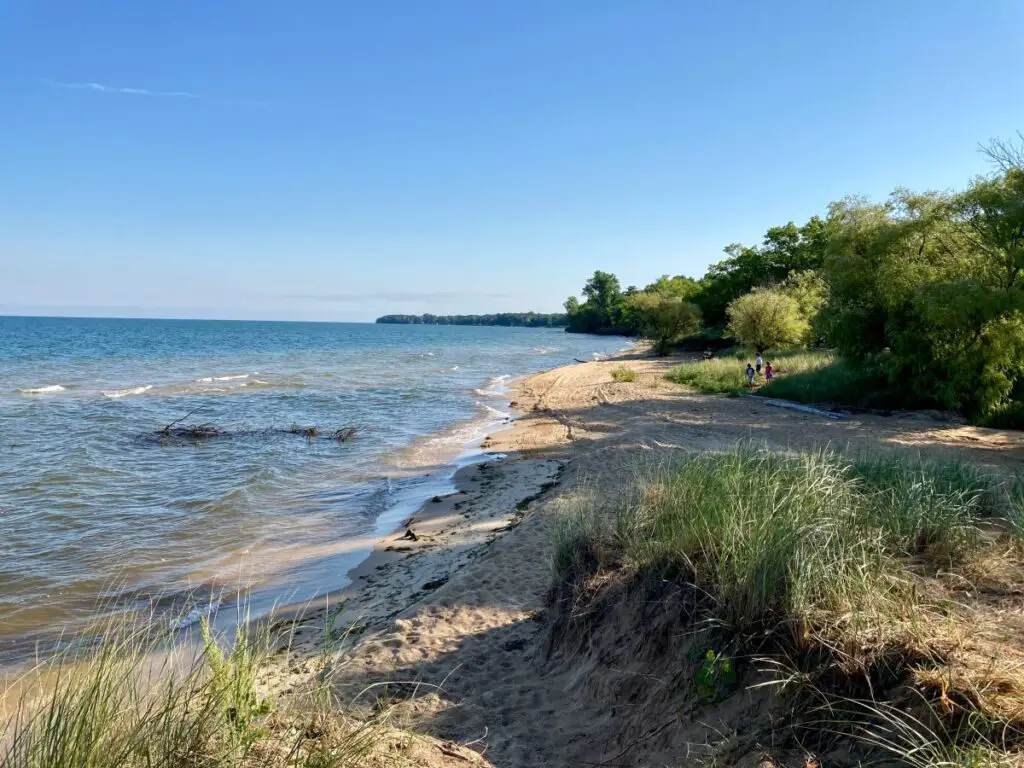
693, 649, 737, 702
611, 367, 637, 383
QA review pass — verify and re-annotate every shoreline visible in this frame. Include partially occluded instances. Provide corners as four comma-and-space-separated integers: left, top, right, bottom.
256, 343, 643, 662
256, 350, 1024, 764
254, 360, 611, 681
10, 347, 1024, 764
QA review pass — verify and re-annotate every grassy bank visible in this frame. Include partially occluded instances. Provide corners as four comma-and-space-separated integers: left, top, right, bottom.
552, 447, 1024, 765
665, 349, 835, 397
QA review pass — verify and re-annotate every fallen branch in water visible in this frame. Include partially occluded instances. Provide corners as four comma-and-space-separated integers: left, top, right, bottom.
140, 417, 358, 446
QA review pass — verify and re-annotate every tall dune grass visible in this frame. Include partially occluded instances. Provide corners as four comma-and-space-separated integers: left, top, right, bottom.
554, 446, 1021, 640
0, 610, 385, 768
552, 446, 1024, 764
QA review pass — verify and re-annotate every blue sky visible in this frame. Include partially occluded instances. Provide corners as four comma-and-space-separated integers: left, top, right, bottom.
1, 1, 1022, 321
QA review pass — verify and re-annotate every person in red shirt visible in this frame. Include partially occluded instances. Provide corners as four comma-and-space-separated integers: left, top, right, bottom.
764, 361, 774, 382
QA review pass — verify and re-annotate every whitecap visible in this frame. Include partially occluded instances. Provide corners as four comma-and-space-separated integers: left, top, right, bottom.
450, 366, 459, 371
102, 384, 153, 399
169, 599, 220, 630
473, 374, 511, 397
18, 384, 65, 395
478, 402, 510, 419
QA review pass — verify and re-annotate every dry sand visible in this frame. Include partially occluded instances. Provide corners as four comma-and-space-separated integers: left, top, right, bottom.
266, 351, 1024, 766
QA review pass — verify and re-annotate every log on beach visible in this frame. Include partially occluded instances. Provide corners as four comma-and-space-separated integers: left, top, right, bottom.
746, 396, 846, 420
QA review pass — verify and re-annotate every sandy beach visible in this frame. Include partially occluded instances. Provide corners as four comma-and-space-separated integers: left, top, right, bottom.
258, 350, 1024, 767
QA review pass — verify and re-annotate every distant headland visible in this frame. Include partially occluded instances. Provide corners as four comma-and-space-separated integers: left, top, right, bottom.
375, 313, 568, 328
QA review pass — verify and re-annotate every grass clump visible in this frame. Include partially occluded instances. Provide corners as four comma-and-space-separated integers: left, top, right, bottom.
610, 367, 637, 383
665, 349, 833, 396
551, 446, 1024, 765
0, 611, 387, 768
555, 445, 1020, 649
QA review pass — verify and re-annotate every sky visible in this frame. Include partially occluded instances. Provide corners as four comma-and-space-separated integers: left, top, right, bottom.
1, 1, 1022, 322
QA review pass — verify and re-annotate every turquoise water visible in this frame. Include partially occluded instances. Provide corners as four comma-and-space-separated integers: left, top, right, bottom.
0, 317, 627, 663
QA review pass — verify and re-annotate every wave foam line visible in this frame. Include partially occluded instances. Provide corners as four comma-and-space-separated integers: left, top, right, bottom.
102, 384, 153, 399
18, 384, 66, 394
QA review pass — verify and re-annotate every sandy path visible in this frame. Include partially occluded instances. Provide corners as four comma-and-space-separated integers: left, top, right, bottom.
274, 353, 1024, 766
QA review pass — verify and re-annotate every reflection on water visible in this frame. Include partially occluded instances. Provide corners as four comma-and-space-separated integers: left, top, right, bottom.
0, 317, 628, 665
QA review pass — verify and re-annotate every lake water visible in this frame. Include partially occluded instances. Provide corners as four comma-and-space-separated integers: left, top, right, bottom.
0, 317, 628, 665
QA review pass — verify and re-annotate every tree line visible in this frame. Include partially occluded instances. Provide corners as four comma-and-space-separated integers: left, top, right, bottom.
564, 133, 1024, 421
375, 312, 568, 328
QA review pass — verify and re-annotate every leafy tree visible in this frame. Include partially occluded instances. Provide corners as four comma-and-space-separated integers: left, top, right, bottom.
780, 270, 828, 344
821, 164, 1024, 417
582, 271, 623, 327
694, 217, 829, 326
631, 291, 702, 355
727, 288, 807, 354
565, 270, 630, 334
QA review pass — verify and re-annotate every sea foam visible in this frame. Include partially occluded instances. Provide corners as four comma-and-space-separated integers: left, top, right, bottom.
18, 384, 66, 395
102, 384, 153, 399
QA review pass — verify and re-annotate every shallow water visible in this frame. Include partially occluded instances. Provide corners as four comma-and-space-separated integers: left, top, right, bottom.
0, 317, 628, 665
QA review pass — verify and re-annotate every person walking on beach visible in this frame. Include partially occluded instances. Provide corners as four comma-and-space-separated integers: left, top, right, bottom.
764, 361, 774, 383
755, 354, 763, 375
746, 363, 756, 387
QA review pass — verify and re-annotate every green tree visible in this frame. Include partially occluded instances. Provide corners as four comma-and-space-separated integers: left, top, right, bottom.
694, 217, 829, 327
781, 270, 827, 344
631, 292, 702, 355
582, 270, 623, 328
821, 162, 1024, 417
727, 288, 807, 354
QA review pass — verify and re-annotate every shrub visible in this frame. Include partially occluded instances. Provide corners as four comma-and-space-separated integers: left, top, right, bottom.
983, 400, 1024, 430
610, 367, 637, 383
727, 288, 807, 353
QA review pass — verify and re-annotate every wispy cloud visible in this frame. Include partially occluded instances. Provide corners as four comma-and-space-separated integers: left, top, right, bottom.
283, 291, 513, 304
43, 80, 267, 107
45, 80, 202, 100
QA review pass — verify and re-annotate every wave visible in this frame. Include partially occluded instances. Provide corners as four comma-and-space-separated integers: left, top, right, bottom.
477, 401, 510, 420
473, 374, 511, 398
168, 598, 222, 630
102, 384, 153, 399
533, 346, 560, 354
196, 373, 253, 383
18, 384, 66, 395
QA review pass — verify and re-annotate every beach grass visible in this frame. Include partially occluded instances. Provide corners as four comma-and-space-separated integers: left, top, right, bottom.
0, 610, 389, 768
551, 446, 1024, 761
665, 349, 834, 397
610, 367, 637, 383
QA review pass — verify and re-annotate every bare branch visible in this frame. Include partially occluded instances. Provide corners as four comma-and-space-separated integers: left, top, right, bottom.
979, 131, 1024, 172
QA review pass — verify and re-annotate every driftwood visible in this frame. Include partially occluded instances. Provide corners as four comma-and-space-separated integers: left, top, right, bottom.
746, 396, 846, 420
141, 414, 358, 446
